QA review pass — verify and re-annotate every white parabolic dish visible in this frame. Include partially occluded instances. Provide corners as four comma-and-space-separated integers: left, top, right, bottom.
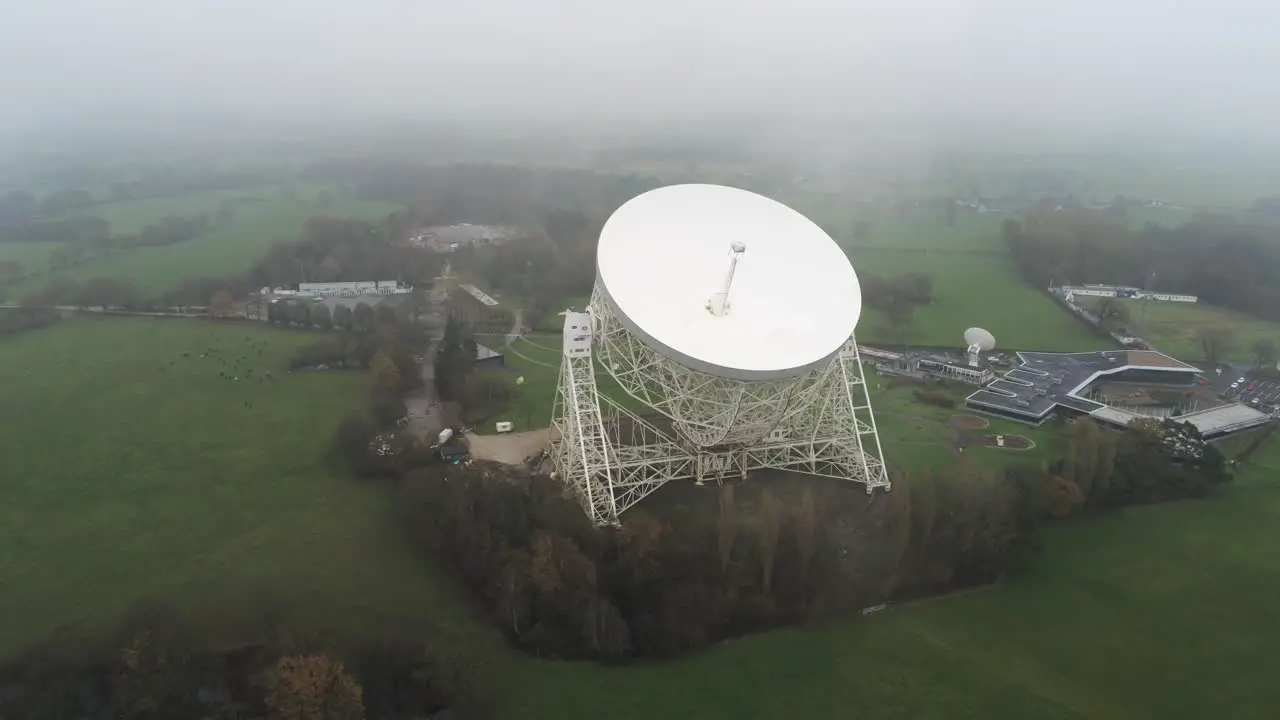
595, 184, 862, 381
964, 327, 996, 351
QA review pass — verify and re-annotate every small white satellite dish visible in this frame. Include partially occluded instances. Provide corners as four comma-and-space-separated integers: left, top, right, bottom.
964, 327, 996, 351
964, 327, 996, 368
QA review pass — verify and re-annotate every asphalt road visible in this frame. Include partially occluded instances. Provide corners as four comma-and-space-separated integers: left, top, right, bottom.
405, 316, 444, 437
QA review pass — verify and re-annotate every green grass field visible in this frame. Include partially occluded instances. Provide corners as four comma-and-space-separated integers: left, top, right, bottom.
0, 317, 480, 655
0, 240, 62, 268
3, 196, 398, 300
851, 250, 1111, 350
473, 332, 649, 431
1113, 299, 1280, 364
840, 212, 1012, 252
82, 185, 327, 235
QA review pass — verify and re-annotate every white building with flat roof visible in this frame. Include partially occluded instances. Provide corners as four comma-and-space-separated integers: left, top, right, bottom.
296, 280, 409, 297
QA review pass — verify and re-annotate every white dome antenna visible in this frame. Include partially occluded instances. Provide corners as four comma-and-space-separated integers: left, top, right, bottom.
964, 327, 997, 367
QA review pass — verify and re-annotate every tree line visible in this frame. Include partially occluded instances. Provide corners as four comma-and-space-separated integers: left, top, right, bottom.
1004, 208, 1280, 322
303, 161, 661, 228
380, 411, 1230, 662
244, 216, 444, 298
0, 604, 496, 719
1049, 416, 1229, 513
299, 162, 661, 329
0, 306, 60, 337
1, 211, 234, 299
862, 272, 935, 336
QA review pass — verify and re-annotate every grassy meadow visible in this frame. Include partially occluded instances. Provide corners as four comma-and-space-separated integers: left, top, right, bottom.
0, 240, 63, 268
850, 249, 1109, 350
0, 317, 481, 655
841, 211, 1013, 252
2, 195, 398, 300
1116, 299, 1280, 364
83, 185, 327, 235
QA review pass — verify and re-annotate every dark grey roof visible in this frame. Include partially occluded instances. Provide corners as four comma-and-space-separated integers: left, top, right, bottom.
966, 350, 1199, 420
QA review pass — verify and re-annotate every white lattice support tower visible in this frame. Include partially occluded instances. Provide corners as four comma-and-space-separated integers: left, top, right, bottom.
549, 312, 623, 525
550, 310, 890, 526
590, 285, 827, 446
739, 337, 890, 490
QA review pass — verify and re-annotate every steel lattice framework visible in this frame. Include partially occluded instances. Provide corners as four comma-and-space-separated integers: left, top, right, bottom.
549, 296, 890, 527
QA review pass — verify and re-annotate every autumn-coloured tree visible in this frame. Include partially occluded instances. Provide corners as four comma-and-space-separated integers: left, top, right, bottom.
288, 301, 311, 327
792, 485, 818, 584
488, 548, 534, 636
716, 484, 737, 577
114, 629, 182, 719
353, 302, 374, 332
756, 488, 783, 595
209, 289, 236, 318
262, 654, 365, 720
1038, 475, 1085, 518
581, 595, 632, 659
332, 304, 353, 331
1197, 327, 1235, 367
309, 302, 332, 330
614, 509, 666, 587
369, 350, 400, 391
883, 469, 914, 591
1067, 418, 1102, 499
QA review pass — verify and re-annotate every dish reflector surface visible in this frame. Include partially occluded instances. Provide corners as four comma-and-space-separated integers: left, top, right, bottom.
964, 327, 996, 351
595, 184, 862, 380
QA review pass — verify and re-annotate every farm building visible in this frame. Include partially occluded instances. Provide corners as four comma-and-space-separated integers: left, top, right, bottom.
449, 283, 515, 333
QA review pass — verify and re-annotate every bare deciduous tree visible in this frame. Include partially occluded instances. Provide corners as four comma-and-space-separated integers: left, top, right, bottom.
757, 488, 783, 595
716, 485, 737, 578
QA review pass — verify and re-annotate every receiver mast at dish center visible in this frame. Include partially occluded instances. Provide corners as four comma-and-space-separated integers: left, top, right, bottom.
549, 184, 890, 527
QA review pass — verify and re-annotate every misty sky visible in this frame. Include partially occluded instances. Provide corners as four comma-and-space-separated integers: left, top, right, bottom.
5, 1, 1280, 141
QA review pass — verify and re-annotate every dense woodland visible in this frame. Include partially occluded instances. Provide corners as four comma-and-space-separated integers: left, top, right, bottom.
1004, 207, 1280, 321
365, 406, 1231, 661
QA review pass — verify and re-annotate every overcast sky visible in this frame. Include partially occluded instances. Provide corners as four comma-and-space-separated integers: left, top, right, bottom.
4, 1, 1279, 145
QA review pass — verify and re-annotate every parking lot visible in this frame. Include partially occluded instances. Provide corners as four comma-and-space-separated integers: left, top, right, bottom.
1218, 370, 1280, 412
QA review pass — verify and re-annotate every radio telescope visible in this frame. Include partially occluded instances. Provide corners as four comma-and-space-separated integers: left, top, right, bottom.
964, 327, 996, 367
548, 184, 889, 526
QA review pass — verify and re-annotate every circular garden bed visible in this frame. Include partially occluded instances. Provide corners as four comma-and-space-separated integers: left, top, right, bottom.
975, 434, 1035, 450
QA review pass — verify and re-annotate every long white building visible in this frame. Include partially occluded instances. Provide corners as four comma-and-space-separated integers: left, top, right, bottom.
295, 280, 409, 297
1055, 284, 1198, 303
